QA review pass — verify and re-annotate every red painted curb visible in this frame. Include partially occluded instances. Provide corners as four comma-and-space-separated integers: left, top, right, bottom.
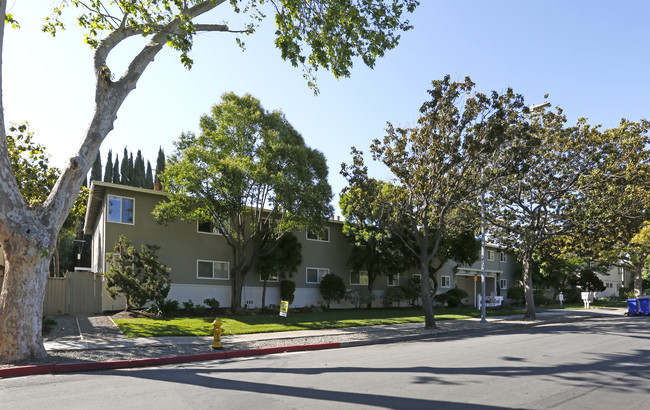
0, 342, 341, 380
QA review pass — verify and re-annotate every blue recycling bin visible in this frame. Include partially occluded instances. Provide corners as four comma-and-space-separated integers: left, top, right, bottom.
627, 299, 639, 316
638, 297, 650, 316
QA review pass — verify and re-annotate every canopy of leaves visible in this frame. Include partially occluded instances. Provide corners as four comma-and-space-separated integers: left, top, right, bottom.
6, 123, 59, 206
44, 0, 419, 89
154, 92, 333, 243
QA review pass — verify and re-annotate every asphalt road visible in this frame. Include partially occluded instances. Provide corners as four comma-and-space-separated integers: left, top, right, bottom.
2, 316, 650, 409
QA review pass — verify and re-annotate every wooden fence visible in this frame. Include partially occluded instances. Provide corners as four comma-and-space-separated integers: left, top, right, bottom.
0, 271, 103, 316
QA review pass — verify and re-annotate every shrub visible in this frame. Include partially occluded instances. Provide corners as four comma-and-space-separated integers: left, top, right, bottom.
345, 288, 376, 308
203, 298, 220, 311
533, 289, 547, 306
319, 273, 346, 309
382, 287, 406, 307
434, 287, 468, 308
618, 284, 635, 300
507, 286, 525, 306
182, 299, 195, 312
193, 304, 207, 316
151, 299, 179, 317
280, 280, 296, 305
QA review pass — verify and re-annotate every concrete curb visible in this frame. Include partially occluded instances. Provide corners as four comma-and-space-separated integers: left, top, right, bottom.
0, 343, 341, 379
0, 311, 610, 380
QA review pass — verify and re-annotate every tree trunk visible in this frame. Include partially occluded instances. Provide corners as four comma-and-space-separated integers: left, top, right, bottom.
522, 253, 536, 320
366, 278, 375, 309
0, 236, 53, 363
262, 279, 267, 309
420, 259, 436, 329
633, 263, 643, 298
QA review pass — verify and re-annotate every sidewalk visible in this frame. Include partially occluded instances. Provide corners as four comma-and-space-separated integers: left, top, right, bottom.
2, 307, 625, 380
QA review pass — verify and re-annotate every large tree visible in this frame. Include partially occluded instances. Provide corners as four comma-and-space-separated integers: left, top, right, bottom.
153, 92, 333, 309
0, 0, 419, 363
256, 231, 302, 309
340, 152, 414, 308
366, 76, 526, 328
486, 113, 650, 319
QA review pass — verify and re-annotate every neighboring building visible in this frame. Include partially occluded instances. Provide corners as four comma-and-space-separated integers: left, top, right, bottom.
595, 265, 631, 298
84, 181, 519, 310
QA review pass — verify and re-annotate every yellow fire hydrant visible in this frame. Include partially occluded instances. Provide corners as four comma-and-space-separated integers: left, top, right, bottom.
211, 318, 224, 349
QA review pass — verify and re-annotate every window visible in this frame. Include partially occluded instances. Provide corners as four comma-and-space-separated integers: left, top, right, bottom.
197, 260, 229, 280
107, 195, 134, 224
197, 220, 219, 235
260, 272, 278, 282
350, 270, 369, 286
306, 227, 330, 242
387, 273, 400, 287
500, 252, 507, 262
306, 267, 329, 284
441, 275, 451, 288
606, 282, 613, 288
487, 250, 495, 261
500, 279, 507, 290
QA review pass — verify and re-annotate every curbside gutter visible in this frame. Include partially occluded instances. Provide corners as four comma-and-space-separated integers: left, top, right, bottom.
0, 343, 341, 380
0, 311, 611, 380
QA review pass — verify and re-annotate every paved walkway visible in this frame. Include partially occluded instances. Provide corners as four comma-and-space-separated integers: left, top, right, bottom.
44, 307, 626, 352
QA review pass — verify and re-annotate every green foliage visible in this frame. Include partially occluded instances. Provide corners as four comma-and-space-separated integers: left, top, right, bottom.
319, 274, 346, 309
154, 93, 333, 308
203, 298, 220, 310
6, 122, 60, 205
344, 288, 376, 309
574, 267, 607, 293
104, 149, 114, 183
382, 287, 407, 307
182, 300, 195, 312
257, 232, 302, 280
155, 147, 165, 186
507, 286, 525, 306
90, 152, 102, 182
105, 235, 171, 311
435, 288, 469, 308
149, 299, 180, 317
280, 280, 296, 305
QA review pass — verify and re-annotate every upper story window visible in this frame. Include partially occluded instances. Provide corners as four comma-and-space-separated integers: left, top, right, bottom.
350, 271, 369, 286
197, 220, 220, 235
387, 273, 400, 287
441, 275, 451, 288
306, 227, 330, 242
487, 250, 495, 261
260, 272, 279, 282
499, 252, 507, 262
107, 195, 134, 224
197, 260, 229, 280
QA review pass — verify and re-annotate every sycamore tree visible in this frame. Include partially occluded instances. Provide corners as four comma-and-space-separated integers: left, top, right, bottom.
365, 76, 526, 328
0, 0, 418, 363
153, 92, 333, 309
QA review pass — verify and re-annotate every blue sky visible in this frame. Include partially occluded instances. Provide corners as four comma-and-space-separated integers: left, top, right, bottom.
3, 1, 649, 214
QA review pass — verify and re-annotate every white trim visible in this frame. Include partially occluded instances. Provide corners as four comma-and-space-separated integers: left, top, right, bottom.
500, 279, 507, 289
350, 270, 369, 286
306, 227, 330, 242
306, 267, 329, 284
441, 275, 451, 288
107, 195, 135, 225
487, 250, 495, 261
499, 252, 507, 262
197, 260, 230, 280
387, 273, 400, 287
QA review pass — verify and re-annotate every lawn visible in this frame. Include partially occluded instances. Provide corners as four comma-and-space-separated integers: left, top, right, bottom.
114, 307, 526, 338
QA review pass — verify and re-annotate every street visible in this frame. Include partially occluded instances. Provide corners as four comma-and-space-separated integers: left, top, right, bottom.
2, 315, 650, 409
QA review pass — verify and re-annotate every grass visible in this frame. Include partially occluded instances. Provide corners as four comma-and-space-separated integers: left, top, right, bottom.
114, 307, 526, 338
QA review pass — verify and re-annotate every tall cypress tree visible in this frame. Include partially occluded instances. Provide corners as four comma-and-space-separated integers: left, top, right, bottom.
134, 150, 145, 188
90, 152, 102, 182
120, 148, 130, 185
113, 156, 120, 184
145, 160, 154, 189
128, 152, 135, 186
154, 147, 165, 188
104, 149, 113, 183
